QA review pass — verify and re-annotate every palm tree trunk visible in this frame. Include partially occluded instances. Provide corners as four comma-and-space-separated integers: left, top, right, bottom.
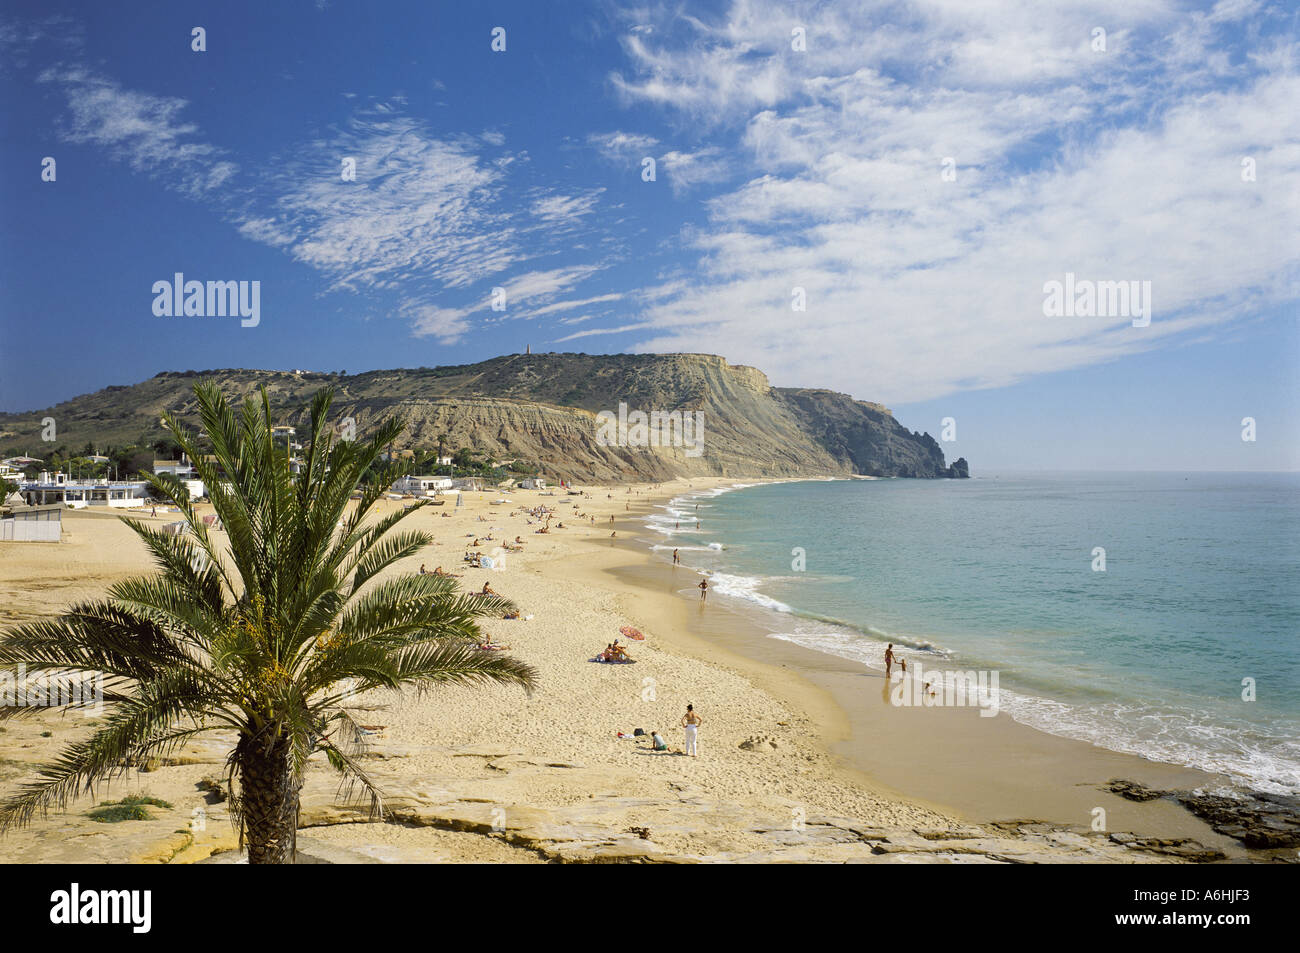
237, 730, 300, 864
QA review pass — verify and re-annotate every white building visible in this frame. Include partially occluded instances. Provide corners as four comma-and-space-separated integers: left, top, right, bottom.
519, 477, 547, 489
0, 505, 61, 542
19, 472, 150, 508
392, 475, 453, 496
153, 459, 195, 478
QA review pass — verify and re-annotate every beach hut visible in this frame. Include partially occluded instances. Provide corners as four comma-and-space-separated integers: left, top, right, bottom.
0, 505, 62, 542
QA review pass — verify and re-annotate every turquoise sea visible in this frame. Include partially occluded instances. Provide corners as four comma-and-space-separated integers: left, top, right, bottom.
642, 473, 1300, 794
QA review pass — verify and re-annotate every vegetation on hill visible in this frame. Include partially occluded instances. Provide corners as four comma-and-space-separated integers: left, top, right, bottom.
0, 353, 968, 482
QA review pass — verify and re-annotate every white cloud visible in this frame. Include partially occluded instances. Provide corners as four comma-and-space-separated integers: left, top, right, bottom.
588, 130, 660, 161
246, 114, 515, 292
231, 110, 613, 334
25, 46, 617, 341
554, 321, 654, 342
406, 303, 472, 343
38, 66, 236, 197
500, 265, 604, 305
530, 190, 604, 225
659, 148, 730, 194
523, 292, 625, 319
607, 0, 1300, 403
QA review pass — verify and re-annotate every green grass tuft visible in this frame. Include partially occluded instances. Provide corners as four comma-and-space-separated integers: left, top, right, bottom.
87, 794, 174, 823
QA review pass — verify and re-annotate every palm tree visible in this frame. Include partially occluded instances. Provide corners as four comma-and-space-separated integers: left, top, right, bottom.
0, 382, 536, 863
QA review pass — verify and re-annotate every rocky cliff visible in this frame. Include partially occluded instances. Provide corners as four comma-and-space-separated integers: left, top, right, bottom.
0, 353, 968, 482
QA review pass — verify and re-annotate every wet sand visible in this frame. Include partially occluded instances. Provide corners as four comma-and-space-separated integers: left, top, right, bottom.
581, 501, 1247, 858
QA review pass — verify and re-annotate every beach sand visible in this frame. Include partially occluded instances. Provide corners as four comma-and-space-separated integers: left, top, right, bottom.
0, 480, 1244, 863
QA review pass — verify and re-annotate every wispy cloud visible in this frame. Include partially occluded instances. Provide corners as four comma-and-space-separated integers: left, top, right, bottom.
609, 0, 1300, 403
240, 112, 516, 292
529, 189, 604, 227
587, 130, 660, 161
554, 320, 654, 342
38, 66, 237, 198
588, 130, 729, 193
523, 292, 625, 318
406, 303, 473, 342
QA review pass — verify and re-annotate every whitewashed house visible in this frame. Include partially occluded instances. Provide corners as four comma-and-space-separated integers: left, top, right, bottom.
19, 472, 149, 508
392, 475, 453, 496
153, 459, 195, 478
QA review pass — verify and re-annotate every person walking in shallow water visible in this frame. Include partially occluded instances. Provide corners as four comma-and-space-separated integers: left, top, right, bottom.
681, 704, 701, 757
672, 548, 680, 565
698, 578, 708, 602
884, 643, 894, 678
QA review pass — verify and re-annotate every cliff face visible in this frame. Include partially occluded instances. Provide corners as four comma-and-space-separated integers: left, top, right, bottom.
0, 353, 968, 482
776, 388, 969, 479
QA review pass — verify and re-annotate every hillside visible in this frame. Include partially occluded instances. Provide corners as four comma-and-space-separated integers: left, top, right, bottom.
0, 353, 968, 482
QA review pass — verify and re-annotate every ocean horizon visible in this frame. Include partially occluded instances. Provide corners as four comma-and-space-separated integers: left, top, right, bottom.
642, 471, 1300, 796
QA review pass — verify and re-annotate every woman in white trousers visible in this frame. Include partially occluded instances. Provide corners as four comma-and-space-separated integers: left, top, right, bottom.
681, 704, 701, 757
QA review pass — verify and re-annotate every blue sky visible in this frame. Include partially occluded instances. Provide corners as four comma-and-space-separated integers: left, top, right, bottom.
1, 0, 1296, 470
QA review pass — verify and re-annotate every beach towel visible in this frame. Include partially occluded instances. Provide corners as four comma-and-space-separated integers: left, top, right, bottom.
589, 656, 636, 664
619, 625, 645, 641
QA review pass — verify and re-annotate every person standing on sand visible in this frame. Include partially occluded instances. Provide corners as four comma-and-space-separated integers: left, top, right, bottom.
682, 704, 701, 756
885, 643, 894, 678
698, 578, 708, 601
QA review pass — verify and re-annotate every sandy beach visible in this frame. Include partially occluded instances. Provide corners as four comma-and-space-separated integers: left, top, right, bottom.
0, 480, 1253, 863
